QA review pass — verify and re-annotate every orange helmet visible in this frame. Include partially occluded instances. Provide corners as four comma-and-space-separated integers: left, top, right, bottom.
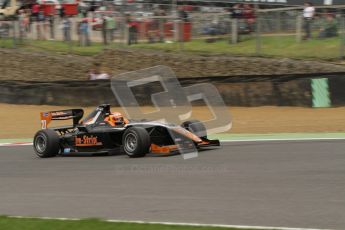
109, 112, 125, 125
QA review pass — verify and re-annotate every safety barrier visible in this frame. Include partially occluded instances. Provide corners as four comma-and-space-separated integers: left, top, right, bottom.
1, 73, 344, 107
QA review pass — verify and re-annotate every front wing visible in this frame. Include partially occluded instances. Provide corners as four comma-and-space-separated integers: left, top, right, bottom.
150, 138, 220, 154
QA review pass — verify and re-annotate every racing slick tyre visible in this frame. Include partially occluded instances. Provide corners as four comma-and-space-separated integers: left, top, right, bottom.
122, 127, 151, 158
33, 129, 60, 158
181, 120, 207, 138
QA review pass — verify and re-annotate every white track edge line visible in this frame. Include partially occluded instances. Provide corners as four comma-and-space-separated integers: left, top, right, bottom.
0, 143, 32, 147
221, 137, 345, 143
7, 216, 333, 230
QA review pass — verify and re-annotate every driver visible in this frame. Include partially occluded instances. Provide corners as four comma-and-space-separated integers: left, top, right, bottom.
105, 112, 128, 126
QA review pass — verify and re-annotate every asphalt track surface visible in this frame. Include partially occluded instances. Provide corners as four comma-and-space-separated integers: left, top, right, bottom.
0, 140, 345, 230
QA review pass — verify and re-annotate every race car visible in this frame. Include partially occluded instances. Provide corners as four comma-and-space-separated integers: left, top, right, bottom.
33, 104, 220, 158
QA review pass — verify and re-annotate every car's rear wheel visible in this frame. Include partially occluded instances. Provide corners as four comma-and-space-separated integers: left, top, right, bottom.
33, 129, 60, 158
122, 127, 150, 158
181, 120, 207, 138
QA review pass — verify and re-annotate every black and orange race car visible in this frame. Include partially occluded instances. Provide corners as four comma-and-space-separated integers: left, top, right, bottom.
33, 104, 220, 158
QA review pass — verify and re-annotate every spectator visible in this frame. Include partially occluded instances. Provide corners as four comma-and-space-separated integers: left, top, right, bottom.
18, 10, 26, 39
48, 14, 55, 40
106, 15, 116, 42
242, 4, 255, 32
231, 4, 243, 19
88, 63, 110, 80
23, 10, 30, 33
178, 6, 189, 22
318, 14, 338, 39
26, 8, 33, 33
37, 7, 45, 22
77, 20, 81, 43
56, 3, 62, 19
37, 7, 46, 40
62, 15, 71, 42
303, 2, 315, 40
31, 2, 40, 21
101, 15, 107, 45
125, 14, 138, 45
148, 5, 164, 43
59, 5, 65, 19
78, 1, 88, 18
203, 16, 220, 36
79, 18, 90, 46
128, 23, 138, 45
158, 7, 166, 42
89, 0, 97, 17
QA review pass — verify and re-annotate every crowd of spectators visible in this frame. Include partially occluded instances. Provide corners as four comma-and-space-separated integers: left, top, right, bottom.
230, 4, 256, 32
2, 1, 342, 47
11, 1, 116, 45
303, 1, 339, 40
10, 1, 176, 46
201, 4, 256, 37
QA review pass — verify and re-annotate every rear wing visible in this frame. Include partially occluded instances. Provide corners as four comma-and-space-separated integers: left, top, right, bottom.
40, 109, 84, 129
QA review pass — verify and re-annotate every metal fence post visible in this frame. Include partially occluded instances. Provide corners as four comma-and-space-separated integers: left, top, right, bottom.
173, 18, 179, 42
30, 21, 36, 40
231, 18, 238, 44
124, 22, 129, 45
172, 0, 178, 42
190, 16, 196, 40
159, 17, 165, 42
12, 20, 16, 48
70, 18, 76, 42
296, 15, 303, 43
119, 2, 126, 47
276, 11, 281, 31
178, 20, 184, 52
255, 9, 261, 55
68, 23, 73, 54
339, 15, 345, 59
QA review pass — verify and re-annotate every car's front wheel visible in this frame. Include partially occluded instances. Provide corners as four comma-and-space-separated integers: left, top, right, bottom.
122, 127, 151, 158
33, 129, 60, 158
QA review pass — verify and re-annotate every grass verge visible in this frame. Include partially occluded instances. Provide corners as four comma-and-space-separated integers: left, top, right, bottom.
0, 216, 261, 230
0, 39, 107, 56
0, 34, 343, 60
133, 35, 343, 60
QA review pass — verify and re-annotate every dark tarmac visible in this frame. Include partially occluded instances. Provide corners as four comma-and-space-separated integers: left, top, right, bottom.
0, 140, 344, 229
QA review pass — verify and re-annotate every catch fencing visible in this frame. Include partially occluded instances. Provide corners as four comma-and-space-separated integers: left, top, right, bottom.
1, 5, 345, 59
